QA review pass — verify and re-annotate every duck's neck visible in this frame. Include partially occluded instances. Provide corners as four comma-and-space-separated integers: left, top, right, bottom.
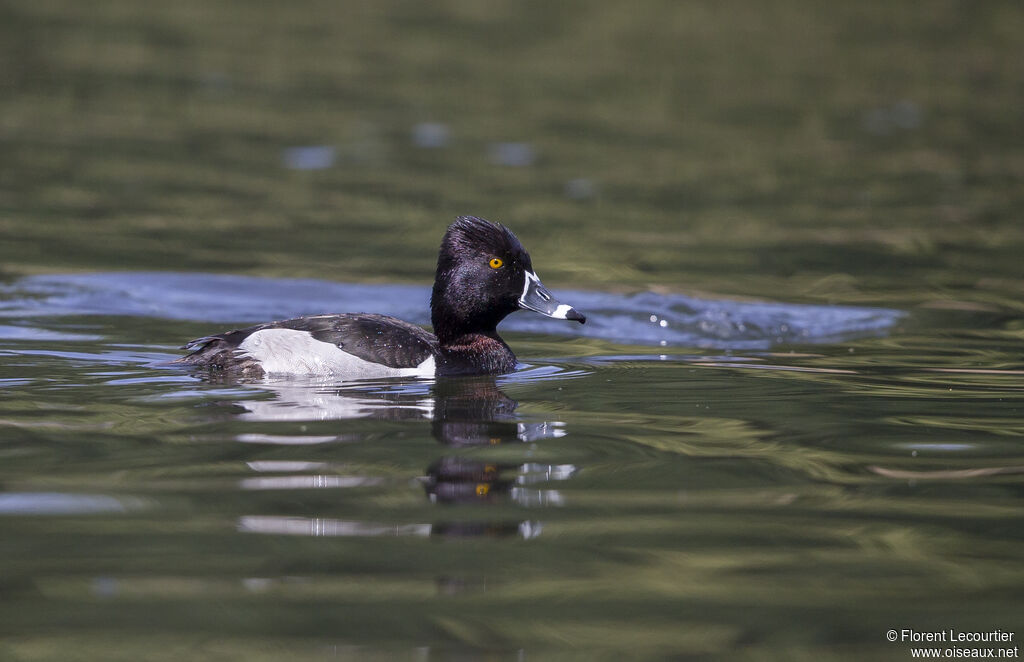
436, 332, 517, 376
431, 287, 517, 375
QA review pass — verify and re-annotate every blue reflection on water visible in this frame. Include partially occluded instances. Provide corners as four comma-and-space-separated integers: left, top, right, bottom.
281, 145, 336, 170
0, 272, 903, 350
0, 492, 144, 515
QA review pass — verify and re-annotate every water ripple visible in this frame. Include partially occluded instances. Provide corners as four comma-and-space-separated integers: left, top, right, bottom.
1, 272, 904, 350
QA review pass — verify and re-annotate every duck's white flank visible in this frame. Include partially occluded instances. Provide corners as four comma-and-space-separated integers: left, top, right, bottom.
237, 328, 436, 378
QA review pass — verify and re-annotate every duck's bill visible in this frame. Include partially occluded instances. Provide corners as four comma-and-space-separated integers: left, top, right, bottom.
519, 271, 586, 324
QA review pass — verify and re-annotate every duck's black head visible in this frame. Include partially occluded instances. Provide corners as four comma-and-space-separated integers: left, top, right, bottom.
430, 216, 585, 343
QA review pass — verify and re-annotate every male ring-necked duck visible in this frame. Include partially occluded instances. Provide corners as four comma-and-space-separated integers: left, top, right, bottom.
176, 216, 585, 378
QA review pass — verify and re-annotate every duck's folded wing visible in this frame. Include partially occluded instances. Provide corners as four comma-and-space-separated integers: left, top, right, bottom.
298, 313, 438, 369
177, 313, 438, 371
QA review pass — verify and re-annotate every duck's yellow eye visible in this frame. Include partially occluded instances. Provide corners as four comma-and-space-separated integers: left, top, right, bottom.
489, 257, 504, 269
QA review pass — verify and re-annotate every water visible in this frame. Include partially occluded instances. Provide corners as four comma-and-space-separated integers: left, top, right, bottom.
1, 274, 1021, 660
1, 272, 903, 349
2, 1, 1024, 660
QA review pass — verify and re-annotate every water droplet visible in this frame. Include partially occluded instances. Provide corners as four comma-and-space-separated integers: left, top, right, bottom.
488, 142, 535, 167
282, 145, 336, 170
411, 122, 450, 148
564, 178, 597, 200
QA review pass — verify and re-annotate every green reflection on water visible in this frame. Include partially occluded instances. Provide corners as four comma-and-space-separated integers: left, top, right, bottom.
2, 1, 1024, 660
1, 328, 1023, 660
2, 1, 1024, 309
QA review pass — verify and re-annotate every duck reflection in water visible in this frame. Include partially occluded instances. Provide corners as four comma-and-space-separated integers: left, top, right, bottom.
425, 377, 575, 511
226, 375, 578, 540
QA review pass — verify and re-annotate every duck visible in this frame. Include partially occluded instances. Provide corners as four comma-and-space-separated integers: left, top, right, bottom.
175, 215, 586, 379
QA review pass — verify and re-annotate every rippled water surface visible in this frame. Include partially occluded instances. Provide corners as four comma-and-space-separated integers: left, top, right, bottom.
2, 274, 1022, 660
2, 1, 1024, 660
